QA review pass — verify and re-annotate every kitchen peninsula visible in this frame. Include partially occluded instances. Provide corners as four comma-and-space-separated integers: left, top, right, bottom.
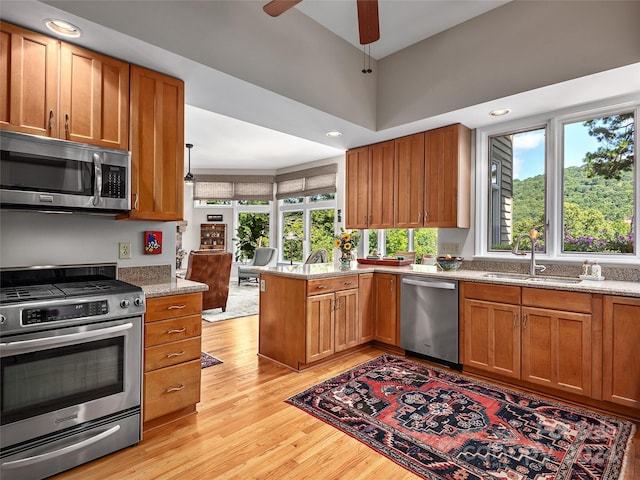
258, 262, 640, 420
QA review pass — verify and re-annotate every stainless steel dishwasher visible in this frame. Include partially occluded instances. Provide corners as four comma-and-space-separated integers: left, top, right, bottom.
400, 275, 460, 367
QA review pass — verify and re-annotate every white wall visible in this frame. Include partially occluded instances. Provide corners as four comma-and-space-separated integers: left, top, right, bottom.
0, 210, 177, 273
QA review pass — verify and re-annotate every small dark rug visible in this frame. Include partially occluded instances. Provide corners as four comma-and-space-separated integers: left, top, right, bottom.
201, 352, 223, 369
286, 354, 635, 480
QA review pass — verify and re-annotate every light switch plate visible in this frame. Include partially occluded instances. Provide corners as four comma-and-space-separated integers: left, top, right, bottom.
260, 279, 266, 292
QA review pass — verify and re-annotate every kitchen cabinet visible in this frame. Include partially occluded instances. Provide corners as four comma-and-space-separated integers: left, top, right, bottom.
143, 292, 202, 433
334, 288, 359, 352
424, 124, 471, 228
373, 273, 399, 346
463, 282, 521, 378
0, 21, 129, 149
345, 140, 395, 229
394, 133, 425, 228
602, 295, 640, 409
126, 65, 184, 221
200, 223, 226, 251
358, 273, 375, 343
463, 282, 593, 397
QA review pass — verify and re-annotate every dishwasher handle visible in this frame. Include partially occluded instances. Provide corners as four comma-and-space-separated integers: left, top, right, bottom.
402, 277, 456, 290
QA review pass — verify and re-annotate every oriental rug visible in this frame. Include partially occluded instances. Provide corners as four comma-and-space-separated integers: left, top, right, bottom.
286, 354, 635, 480
200, 352, 223, 369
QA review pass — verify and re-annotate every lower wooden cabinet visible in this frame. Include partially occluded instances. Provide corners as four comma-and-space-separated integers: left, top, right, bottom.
334, 289, 359, 352
602, 295, 640, 409
373, 273, 399, 345
305, 293, 335, 363
143, 292, 202, 432
358, 273, 375, 343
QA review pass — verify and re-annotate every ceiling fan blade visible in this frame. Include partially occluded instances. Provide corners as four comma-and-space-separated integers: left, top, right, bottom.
356, 0, 380, 45
263, 0, 302, 17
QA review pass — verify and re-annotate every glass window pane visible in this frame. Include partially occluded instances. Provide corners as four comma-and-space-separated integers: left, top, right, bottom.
282, 211, 304, 262
563, 112, 635, 254
385, 228, 409, 256
488, 128, 546, 252
235, 212, 270, 262
414, 228, 438, 259
310, 209, 335, 261
309, 193, 335, 202
368, 230, 379, 256
283, 197, 304, 204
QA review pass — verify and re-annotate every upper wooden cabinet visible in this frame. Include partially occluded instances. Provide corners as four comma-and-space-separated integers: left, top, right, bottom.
345, 140, 395, 229
0, 21, 129, 149
424, 124, 471, 228
345, 123, 471, 230
126, 65, 184, 221
59, 43, 129, 149
1, 22, 59, 137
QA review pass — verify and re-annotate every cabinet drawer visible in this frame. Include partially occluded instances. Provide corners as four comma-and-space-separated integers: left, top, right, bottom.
143, 359, 201, 422
307, 275, 359, 296
145, 293, 202, 322
144, 314, 201, 347
464, 281, 520, 304
144, 337, 201, 372
522, 287, 592, 313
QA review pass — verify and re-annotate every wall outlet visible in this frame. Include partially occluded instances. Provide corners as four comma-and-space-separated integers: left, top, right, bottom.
260, 279, 266, 292
119, 242, 132, 259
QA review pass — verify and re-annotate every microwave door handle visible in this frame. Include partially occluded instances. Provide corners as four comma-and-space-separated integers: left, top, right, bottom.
0, 323, 133, 352
93, 153, 102, 206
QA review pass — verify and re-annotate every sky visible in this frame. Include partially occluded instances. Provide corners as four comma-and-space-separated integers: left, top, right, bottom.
512, 121, 601, 180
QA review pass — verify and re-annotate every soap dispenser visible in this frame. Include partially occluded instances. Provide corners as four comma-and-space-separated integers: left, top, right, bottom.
591, 261, 601, 278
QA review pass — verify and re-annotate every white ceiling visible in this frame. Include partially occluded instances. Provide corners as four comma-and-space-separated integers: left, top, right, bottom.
2, 1, 639, 172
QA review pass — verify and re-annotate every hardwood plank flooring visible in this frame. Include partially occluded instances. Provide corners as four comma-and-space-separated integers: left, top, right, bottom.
52, 315, 639, 480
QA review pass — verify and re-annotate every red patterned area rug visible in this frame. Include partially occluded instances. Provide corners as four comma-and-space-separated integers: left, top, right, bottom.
286, 354, 635, 480
201, 352, 223, 369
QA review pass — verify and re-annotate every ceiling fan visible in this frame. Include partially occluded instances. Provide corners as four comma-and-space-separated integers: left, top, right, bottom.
263, 0, 380, 45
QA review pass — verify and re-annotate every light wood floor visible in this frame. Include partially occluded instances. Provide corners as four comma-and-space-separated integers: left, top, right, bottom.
53, 315, 639, 480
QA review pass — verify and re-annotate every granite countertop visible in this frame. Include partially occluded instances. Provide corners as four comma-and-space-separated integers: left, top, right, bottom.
136, 277, 208, 299
118, 265, 208, 298
257, 263, 640, 298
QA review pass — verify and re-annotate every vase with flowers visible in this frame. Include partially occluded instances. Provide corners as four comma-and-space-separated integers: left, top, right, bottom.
334, 229, 360, 270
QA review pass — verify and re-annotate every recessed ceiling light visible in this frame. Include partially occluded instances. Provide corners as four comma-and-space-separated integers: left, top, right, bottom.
326, 131, 342, 137
490, 108, 511, 117
44, 18, 82, 38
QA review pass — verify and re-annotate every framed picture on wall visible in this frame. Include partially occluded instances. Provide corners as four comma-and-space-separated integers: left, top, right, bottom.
144, 231, 162, 254
207, 214, 223, 222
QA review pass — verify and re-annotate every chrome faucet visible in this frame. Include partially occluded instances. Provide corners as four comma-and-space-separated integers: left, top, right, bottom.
512, 233, 546, 276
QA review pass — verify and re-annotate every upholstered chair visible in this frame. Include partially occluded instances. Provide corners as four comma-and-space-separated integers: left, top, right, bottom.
304, 248, 328, 264
238, 247, 277, 285
185, 251, 233, 311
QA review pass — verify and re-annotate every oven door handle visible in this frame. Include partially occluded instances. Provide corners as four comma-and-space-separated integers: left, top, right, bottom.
0, 323, 133, 352
1, 425, 120, 470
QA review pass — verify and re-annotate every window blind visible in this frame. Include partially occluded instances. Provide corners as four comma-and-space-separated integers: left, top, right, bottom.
275, 164, 337, 200
194, 175, 274, 201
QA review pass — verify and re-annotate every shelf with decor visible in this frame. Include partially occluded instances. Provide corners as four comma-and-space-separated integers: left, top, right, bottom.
200, 224, 226, 251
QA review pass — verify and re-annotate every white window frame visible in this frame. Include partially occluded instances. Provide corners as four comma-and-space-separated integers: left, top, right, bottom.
278, 195, 336, 264
475, 99, 639, 264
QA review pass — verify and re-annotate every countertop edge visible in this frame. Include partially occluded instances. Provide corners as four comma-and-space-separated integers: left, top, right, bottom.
136, 278, 209, 298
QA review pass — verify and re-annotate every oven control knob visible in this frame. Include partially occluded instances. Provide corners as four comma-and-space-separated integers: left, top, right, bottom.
120, 299, 131, 308
134, 297, 144, 307
0, 314, 5, 325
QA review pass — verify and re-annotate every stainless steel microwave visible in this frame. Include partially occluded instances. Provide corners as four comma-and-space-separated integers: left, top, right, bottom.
0, 131, 130, 213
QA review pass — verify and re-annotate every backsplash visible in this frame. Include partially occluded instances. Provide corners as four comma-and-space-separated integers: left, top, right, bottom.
463, 259, 640, 282
119, 265, 172, 285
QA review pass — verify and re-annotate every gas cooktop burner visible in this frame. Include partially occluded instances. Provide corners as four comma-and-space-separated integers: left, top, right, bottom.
0, 284, 63, 303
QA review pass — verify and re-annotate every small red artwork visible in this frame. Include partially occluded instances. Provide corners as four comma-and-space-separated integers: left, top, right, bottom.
144, 231, 162, 255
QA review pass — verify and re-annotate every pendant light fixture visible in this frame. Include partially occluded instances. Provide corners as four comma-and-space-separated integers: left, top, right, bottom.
184, 143, 195, 185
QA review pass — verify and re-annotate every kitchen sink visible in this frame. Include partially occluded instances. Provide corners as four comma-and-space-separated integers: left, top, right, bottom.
484, 273, 582, 284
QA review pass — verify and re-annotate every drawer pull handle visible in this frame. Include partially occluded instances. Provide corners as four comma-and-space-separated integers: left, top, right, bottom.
166, 351, 186, 358
343, 281, 354, 285
48, 110, 54, 131
166, 384, 185, 393
168, 304, 187, 310
64, 113, 69, 136
167, 327, 186, 334
316, 285, 328, 289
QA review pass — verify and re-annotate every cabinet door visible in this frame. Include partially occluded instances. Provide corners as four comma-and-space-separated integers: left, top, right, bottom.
358, 273, 374, 343
345, 147, 370, 229
128, 65, 184, 221
368, 140, 395, 229
59, 43, 129, 149
394, 133, 425, 228
0, 21, 59, 137
521, 307, 592, 397
306, 293, 335, 363
374, 273, 398, 345
334, 289, 359, 352
463, 299, 521, 379
425, 124, 470, 227
602, 296, 640, 408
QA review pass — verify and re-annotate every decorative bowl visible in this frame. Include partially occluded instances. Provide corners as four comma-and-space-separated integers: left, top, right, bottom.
436, 256, 464, 271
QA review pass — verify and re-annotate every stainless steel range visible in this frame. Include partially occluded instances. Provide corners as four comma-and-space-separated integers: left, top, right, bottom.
0, 263, 145, 480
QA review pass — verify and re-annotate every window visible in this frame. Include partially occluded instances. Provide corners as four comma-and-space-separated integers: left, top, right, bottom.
478, 103, 637, 261
363, 228, 437, 261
